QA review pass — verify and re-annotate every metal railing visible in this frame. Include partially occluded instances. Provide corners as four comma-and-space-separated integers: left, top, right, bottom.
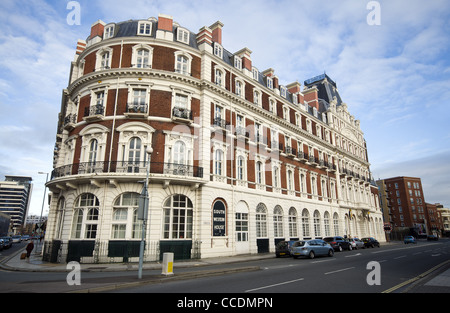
51, 161, 203, 180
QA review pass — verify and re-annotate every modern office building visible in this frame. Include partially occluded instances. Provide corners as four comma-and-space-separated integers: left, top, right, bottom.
43, 14, 384, 263
0, 176, 33, 232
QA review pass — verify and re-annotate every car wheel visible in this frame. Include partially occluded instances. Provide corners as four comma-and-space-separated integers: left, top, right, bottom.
328, 249, 334, 257
309, 251, 315, 259
338, 245, 343, 252
348, 245, 352, 251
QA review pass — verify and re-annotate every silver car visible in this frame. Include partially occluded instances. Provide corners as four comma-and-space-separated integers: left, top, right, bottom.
348, 238, 365, 249
291, 239, 334, 259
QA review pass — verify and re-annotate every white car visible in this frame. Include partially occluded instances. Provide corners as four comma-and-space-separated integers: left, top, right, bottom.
348, 238, 365, 249
11, 235, 22, 243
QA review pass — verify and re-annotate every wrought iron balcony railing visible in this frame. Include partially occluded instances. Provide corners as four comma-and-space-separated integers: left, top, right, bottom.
126, 103, 148, 114
84, 105, 104, 117
51, 161, 203, 180
172, 107, 193, 120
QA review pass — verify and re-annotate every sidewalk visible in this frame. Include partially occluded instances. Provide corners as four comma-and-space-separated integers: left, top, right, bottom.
0, 245, 273, 273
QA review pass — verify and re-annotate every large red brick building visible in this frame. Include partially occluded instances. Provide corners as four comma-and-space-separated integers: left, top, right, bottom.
43, 14, 383, 263
380, 176, 442, 236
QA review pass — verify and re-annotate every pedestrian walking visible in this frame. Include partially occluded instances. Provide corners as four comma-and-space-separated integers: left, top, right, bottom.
26, 241, 34, 258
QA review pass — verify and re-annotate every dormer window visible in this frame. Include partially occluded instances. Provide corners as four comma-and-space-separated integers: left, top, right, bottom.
104, 24, 115, 39
137, 21, 152, 36
280, 86, 287, 98
252, 67, 259, 80
292, 93, 298, 105
267, 77, 273, 89
177, 27, 190, 44
214, 42, 223, 58
234, 56, 242, 70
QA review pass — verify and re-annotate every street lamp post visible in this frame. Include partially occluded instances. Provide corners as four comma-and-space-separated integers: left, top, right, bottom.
138, 147, 153, 279
37, 172, 49, 253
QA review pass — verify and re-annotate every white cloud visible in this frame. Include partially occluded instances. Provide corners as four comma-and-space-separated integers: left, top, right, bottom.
372, 150, 450, 207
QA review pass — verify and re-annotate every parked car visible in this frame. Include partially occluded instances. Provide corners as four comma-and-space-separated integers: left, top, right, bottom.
0, 237, 12, 249
361, 237, 380, 248
11, 235, 22, 243
404, 236, 416, 244
275, 240, 296, 257
323, 236, 352, 251
427, 235, 439, 241
291, 239, 334, 259
21, 235, 30, 241
0, 239, 4, 251
348, 238, 365, 249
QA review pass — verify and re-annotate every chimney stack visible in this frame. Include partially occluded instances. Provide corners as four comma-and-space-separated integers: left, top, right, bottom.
156, 14, 174, 40
210, 21, 224, 45
76, 39, 86, 55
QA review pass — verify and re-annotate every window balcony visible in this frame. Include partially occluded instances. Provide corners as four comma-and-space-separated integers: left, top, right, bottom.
285, 146, 296, 157
125, 103, 148, 118
51, 161, 204, 180
213, 117, 228, 129
63, 114, 77, 130
84, 105, 105, 121
235, 126, 249, 140
172, 107, 193, 122
49, 161, 204, 191
297, 151, 307, 162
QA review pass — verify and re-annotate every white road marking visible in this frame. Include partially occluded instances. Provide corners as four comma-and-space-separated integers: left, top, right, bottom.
245, 278, 305, 292
324, 267, 355, 275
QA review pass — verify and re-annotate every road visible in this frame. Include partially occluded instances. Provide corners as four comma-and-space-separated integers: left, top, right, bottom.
0, 239, 449, 294
112, 239, 450, 293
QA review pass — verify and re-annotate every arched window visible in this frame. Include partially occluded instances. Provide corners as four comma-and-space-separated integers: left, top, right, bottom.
273, 206, 283, 238
313, 210, 321, 237
302, 209, 310, 238
163, 194, 193, 239
173, 141, 186, 165
256, 203, 267, 238
288, 207, 298, 238
112, 192, 141, 239
72, 193, 100, 239
333, 213, 340, 236
324, 211, 331, 237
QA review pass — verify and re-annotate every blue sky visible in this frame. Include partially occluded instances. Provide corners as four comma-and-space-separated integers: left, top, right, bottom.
0, 0, 449, 216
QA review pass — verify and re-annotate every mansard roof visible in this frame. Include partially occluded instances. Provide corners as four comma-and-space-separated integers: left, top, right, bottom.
304, 73, 343, 107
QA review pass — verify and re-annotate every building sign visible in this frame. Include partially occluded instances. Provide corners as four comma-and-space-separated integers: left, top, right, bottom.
212, 201, 226, 236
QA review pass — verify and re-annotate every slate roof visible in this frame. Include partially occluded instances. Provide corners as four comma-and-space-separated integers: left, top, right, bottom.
98, 19, 340, 123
